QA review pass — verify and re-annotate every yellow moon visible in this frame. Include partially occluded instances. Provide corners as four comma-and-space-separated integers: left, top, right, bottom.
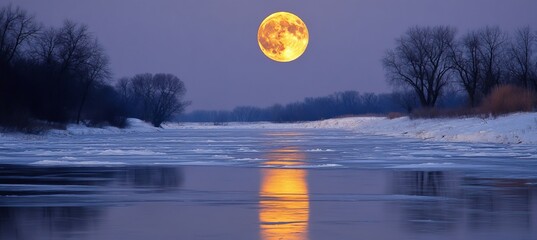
257, 12, 309, 62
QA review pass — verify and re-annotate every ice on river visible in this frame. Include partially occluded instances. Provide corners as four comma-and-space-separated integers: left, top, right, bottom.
1, 125, 536, 180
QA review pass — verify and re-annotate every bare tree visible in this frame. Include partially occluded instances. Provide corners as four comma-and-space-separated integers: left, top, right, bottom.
383, 26, 456, 108
477, 26, 508, 95
31, 20, 111, 123
450, 31, 482, 107
121, 73, 189, 127
75, 42, 111, 124
0, 4, 40, 64
31, 27, 59, 66
130, 73, 155, 121
56, 20, 93, 75
116, 77, 132, 104
507, 26, 537, 91
148, 74, 188, 126
0, 5, 126, 129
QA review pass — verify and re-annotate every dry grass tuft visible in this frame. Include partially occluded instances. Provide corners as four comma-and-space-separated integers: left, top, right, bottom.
479, 85, 536, 117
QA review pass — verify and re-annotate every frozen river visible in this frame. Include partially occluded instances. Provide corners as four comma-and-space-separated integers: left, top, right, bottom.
1, 128, 536, 239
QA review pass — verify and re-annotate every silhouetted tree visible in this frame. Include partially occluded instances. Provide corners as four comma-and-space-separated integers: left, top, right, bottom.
450, 30, 483, 106
507, 26, 537, 91
0, 5, 129, 131
477, 26, 508, 95
383, 26, 456, 108
117, 73, 189, 127
28, 20, 112, 123
0, 5, 40, 128
0, 4, 40, 64
75, 41, 111, 124
30, 27, 58, 65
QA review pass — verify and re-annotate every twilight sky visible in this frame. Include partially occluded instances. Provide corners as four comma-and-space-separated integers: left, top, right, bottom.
10, 0, 537, 111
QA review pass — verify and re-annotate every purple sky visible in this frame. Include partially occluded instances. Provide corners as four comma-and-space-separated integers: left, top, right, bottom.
11, 0, 537, 111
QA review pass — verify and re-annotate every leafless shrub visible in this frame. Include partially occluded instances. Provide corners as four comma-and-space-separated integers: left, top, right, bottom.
479, 85, 536, 117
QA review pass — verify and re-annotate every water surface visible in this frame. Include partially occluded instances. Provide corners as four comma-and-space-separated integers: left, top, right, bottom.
1, 128, 536, 240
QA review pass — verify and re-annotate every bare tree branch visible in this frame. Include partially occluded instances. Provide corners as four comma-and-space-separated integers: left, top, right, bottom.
0, 4, 40, 64
383, 26, 456, 108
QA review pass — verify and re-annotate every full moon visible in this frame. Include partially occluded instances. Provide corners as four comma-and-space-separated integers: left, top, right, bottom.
257, 12, 309, 62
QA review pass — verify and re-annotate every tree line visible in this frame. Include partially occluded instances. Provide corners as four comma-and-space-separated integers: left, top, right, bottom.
383, 25, 537, 109
0, 5, 188, 132
178, 91, 465, 123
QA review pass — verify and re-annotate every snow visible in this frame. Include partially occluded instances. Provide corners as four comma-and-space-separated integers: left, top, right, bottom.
169, 112, 537, 144
298, 113, 537, 144
31, 160, 126, 166
281, 163, 344, 168
3, 113, 536, 145
97, 149, 165, 156
305, 148, 336, 152
47, 118, 159, 135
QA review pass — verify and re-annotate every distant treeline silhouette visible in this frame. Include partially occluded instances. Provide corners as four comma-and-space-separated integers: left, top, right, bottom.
178, 91, 466, 123
0, 5, 187, 132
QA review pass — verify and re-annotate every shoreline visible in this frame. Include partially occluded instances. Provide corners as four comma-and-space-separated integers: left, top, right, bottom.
301, 112, 537, 144
2, 112, 536, 145
173, 112, 537, 145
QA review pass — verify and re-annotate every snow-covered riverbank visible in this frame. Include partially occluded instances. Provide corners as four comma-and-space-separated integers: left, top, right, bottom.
173, 112, 537, 144
300, 113, 537, 144
4, 113, 536, 145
